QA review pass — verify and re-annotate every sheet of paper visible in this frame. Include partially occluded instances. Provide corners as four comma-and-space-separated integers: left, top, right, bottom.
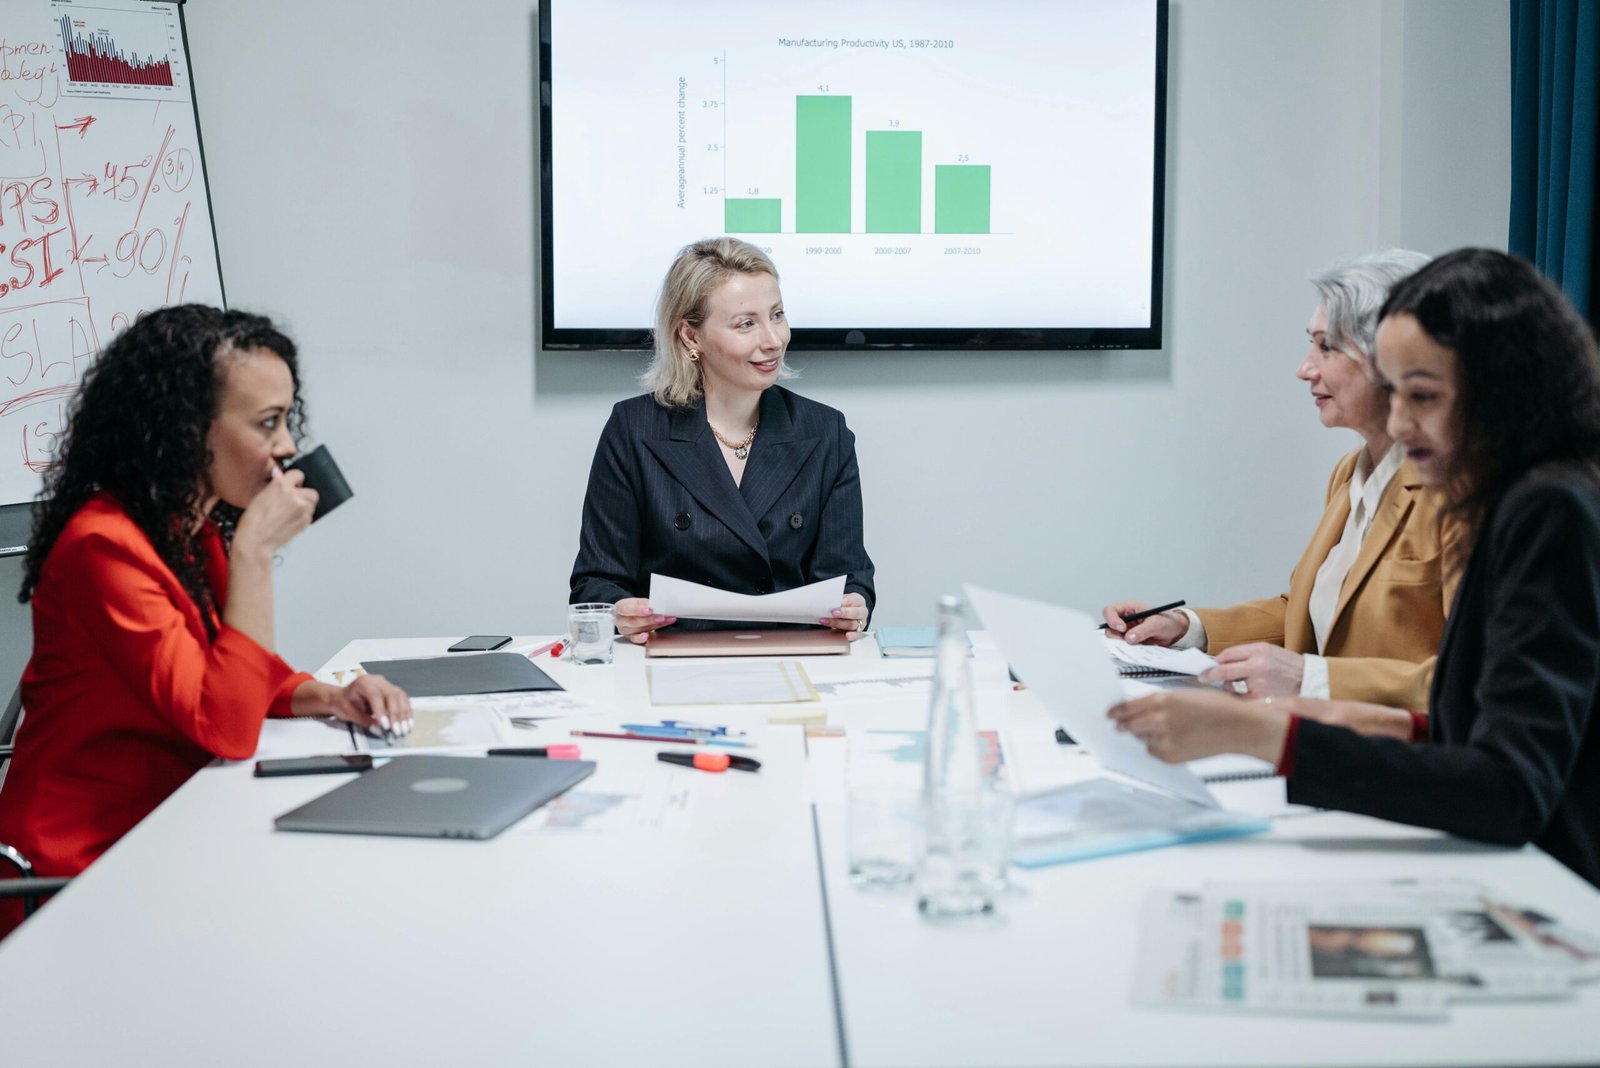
1104, 636, 1217, 676
966, 585, 1216, 807
411, 690, 599, 721
355, 706, 509, 751
245, 718, 359, 761
648, 573, 846, 625
513, 762, 696, 835
813, 672, 934, 701
647, 660, 818, 705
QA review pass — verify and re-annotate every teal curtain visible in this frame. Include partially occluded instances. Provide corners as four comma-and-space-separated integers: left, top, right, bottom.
1509, 0, 1599, 321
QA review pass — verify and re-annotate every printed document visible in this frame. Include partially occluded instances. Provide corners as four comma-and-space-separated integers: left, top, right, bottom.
1135, 878, 1595, 1020
649, 573, 846, 625
647, 660, 819, 705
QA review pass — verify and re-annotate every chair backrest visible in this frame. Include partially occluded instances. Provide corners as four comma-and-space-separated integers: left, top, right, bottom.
0, 681, 20, 749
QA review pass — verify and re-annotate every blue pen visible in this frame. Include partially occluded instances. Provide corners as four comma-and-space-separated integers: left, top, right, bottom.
619, 726, 753, 747
621, 723, 725, 739
658, 720, 747, 737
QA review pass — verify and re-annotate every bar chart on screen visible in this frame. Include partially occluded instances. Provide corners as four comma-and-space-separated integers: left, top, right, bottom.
717, 83, 997, 238
548, 0, 1160, 332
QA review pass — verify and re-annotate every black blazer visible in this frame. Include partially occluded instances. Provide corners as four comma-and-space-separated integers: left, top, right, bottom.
569, 386, 875, 628
1288, 462, 1600, 888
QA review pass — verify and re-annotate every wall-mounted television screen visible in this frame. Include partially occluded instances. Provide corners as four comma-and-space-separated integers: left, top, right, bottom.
539, 0, 1167, 351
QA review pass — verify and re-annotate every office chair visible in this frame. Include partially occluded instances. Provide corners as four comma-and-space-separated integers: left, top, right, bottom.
0, 680, 20, 748
0, 682, 68, 920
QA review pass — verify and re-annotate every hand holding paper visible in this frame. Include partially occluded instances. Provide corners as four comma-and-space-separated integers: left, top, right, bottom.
965, 585, 1216, 806
648, 573, 847, 626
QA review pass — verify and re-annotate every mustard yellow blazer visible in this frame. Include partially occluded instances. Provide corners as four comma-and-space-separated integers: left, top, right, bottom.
1195, 449, 1466, 709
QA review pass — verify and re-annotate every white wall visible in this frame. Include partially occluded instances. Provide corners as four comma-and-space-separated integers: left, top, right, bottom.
155, 0, 1511, 670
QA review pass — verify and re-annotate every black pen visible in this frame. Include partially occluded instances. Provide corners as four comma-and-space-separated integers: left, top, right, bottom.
1099, 599, 1187, 630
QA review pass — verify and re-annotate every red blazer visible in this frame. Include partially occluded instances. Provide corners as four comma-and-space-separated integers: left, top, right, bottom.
0, 494, 310, 903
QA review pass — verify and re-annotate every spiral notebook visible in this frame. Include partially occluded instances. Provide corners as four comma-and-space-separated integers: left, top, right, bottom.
1118, 665, 1191, 679
1103, 637, 1217, 679
1188, 754, 1279, 783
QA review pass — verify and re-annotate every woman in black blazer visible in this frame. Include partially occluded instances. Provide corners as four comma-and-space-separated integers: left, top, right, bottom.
1110, 249, 1600, 888
570, 237, 875, 642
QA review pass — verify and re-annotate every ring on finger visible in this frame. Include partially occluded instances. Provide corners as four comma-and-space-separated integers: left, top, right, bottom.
1231, 680, 1249, 695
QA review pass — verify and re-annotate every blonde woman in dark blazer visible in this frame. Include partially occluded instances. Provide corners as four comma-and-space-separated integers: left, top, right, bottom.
570, 238, 874, 642
1105, 251, 1466, 720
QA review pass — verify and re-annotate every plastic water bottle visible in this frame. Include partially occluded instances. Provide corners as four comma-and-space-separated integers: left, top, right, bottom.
916, 595, 1000, 918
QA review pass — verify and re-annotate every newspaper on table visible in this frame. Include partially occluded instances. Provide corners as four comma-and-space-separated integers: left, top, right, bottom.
1135, 878, 1600, 1020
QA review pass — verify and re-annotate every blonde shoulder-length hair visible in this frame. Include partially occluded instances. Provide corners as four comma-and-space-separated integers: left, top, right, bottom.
642, 236, 797, 409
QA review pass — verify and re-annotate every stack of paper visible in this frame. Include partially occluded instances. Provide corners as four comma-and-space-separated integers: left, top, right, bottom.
1136, 878, 1600, 1019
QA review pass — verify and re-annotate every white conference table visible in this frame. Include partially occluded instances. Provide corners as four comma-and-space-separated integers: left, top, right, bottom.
0, 634, 1596, 1067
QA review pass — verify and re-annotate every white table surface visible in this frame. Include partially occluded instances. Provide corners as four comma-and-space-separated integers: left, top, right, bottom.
1, 633, 1597, 1067
0, 636, 841, 1067
817, 690, 1600, 1068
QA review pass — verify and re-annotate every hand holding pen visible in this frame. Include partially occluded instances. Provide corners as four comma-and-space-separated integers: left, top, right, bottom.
309, 673, 413, 739
1100, 599, 1188, 646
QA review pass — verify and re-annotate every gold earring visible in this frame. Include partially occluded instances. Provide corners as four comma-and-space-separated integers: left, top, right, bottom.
687, 348, 701, 362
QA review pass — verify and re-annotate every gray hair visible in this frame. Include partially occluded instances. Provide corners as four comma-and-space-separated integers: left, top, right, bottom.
1312, 249, 1432, 363
642, 237, 796, 408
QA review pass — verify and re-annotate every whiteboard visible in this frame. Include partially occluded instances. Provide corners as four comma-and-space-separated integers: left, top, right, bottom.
0, 0, 223, 542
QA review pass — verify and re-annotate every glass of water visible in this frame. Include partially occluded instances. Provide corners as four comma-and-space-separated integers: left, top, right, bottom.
566, 603, 616, 665
915, 785, 1016, 919
845, 729, 922, 890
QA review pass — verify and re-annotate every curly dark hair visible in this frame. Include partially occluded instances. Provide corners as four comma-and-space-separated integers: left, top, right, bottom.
19, 305, 306, 640
1378, 249, 1600, 532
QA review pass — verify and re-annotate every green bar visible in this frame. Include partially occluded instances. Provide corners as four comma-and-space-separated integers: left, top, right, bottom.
865, 131, 921, 233
934, 165, 991, 234
796, 95, 851, 233
725, 198, 782, 233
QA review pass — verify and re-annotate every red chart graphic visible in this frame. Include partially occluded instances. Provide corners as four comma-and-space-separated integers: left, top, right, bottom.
58, 13, 174, 87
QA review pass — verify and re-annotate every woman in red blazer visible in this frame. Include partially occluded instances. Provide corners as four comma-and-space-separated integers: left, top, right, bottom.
0, 306, 411, 934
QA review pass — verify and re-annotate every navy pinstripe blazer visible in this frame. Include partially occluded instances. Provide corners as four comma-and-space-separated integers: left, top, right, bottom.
569, 386, 875, 628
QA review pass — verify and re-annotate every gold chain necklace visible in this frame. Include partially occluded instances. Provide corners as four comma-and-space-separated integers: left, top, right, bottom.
710, 421, 757, 460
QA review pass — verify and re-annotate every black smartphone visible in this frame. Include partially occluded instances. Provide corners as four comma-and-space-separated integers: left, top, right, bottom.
448, 635, 513, 652
254, 755, 374, 777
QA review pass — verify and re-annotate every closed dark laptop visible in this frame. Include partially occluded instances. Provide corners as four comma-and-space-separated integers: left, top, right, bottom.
274, 755, 594, 840
646, 629, 851, 657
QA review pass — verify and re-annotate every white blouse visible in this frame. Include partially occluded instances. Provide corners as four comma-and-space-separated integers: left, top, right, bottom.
1173, 442, 1406, 698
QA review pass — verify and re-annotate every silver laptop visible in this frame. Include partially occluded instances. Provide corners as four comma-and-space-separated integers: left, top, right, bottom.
274, 754, 594, 840
646, 629, 851, 657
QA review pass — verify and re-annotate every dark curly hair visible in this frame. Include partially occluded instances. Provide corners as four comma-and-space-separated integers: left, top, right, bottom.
19, 305, 306, 640
1378, 248, 1600, 532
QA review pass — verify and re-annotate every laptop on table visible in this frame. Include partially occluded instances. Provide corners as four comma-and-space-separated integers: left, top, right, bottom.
274, 754, 594, 840
645, 628, 851, 657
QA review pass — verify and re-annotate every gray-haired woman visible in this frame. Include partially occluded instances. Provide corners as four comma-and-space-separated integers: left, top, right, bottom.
1103, 250, 1466, 732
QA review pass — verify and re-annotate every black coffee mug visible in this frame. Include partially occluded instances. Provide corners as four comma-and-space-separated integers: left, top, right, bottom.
283, 444, 353, 522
